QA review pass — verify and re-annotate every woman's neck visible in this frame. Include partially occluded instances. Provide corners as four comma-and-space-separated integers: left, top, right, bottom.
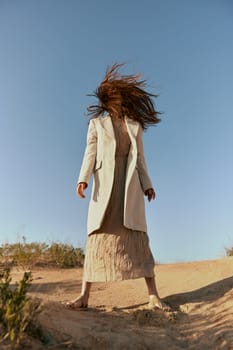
110, 112, 124, 120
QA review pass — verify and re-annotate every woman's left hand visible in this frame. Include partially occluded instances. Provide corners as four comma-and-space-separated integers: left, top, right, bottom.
145, 188, 156, 202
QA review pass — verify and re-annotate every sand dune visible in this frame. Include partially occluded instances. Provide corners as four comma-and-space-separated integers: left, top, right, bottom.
7, 257, 233, 349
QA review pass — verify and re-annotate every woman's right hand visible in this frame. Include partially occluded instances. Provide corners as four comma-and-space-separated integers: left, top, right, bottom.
76, 182, 88, 198
144, 188, 156, 202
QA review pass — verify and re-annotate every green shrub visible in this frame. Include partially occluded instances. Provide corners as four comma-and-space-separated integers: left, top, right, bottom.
0, 237, 48, 270
225, 246, 233, 256
0, 268, 41, 347
0, 243, 15, 268
11, 240, 48, 270
0, 238, 85, 269
48, 242, 85, 268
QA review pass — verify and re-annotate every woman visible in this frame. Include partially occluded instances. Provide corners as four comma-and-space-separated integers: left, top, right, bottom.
66, 63, 169, 311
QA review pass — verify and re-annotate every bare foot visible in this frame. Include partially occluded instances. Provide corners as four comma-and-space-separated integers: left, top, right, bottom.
63, 295, 88, 310
148, 295, 171, 311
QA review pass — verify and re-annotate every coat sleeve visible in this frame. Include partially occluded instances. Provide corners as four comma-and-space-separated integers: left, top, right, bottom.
77, 119, 97, 186
136, 125, 153, 192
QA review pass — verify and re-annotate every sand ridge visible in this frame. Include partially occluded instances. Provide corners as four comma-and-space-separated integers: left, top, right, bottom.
6, 257, 233, 349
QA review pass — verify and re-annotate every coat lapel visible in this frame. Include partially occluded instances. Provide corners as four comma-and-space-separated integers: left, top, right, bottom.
100, 115, 115, 139
125, 117, 139, 146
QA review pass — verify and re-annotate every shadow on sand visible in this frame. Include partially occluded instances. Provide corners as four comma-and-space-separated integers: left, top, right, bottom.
163, 275, 233, 308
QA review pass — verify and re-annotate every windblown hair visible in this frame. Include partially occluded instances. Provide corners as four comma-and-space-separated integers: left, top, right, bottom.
87, 63, 161, 130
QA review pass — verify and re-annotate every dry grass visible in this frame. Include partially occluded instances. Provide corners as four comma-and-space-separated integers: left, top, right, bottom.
0, 237, 85, 270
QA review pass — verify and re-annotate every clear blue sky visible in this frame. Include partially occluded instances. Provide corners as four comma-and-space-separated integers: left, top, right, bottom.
0, 0, 233, 263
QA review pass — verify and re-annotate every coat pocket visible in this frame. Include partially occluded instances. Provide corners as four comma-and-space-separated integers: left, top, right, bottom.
94, 160, 102, 172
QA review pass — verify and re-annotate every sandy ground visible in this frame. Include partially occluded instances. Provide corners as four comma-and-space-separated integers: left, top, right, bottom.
3, 257, 233, 349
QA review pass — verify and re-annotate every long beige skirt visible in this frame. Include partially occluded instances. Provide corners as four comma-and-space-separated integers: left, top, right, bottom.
83, 229, 155, 282
83, 119, 155, 282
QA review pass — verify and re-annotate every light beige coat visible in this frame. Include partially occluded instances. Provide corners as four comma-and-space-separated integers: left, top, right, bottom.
77, 115, 153, 235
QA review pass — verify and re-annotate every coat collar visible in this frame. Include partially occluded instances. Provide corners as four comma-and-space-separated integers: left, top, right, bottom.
100, 115, 139, 142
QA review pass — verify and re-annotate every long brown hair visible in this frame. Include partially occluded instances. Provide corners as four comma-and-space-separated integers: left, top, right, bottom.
87, 63, 161, 130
